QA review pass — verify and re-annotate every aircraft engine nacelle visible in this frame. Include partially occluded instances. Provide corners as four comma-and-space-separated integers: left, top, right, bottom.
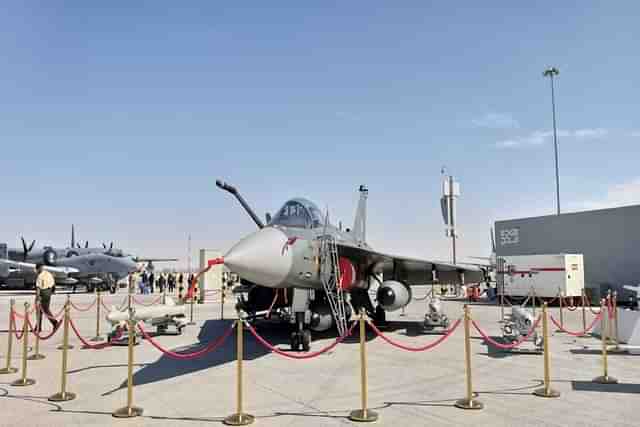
43, 249, 57, 266
376, 280, 412, 312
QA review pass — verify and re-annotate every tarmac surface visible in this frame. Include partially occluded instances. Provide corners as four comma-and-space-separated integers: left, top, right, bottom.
0, 287, 639, 427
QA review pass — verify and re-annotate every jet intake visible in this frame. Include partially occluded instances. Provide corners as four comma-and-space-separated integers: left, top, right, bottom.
376, 280, 412, 312
43, 249, 57, 266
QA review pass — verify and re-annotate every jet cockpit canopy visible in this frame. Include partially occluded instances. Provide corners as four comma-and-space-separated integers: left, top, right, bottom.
271, 198, 323, 229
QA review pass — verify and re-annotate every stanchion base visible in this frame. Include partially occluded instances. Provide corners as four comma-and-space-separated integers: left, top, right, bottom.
533, 387, 561, 398
48, 391, 77, 402
27, 353, 46, 360
11, 378, 36, 387
348, 409, 379, 422
0, 367, 18, 374
112, 406, 144, 418
223, 413, 255, 426
89, 336, 104, 342
454, 398, 484, 410
57, 344, 74, 350
593, 375, 618, 384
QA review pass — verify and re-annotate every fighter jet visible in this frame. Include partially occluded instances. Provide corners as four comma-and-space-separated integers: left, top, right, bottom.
212, 180, 485, 351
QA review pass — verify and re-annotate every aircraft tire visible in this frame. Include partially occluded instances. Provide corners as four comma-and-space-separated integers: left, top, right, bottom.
86, 284, 95, 293
302, 330, 311, 352
290, 332, 300, 352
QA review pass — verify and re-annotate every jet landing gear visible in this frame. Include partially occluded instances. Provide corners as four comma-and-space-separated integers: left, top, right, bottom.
290, 312, 311, 352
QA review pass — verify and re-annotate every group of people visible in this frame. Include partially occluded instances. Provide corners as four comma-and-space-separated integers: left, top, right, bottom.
130, 270, 195, 296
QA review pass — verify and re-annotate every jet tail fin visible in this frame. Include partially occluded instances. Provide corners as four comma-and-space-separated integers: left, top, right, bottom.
352, 185, 368, 244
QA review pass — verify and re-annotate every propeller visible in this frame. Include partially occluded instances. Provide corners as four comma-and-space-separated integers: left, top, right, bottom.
102, 242, 107, 249
20, 237, 35, 261
85, 241, 89, 249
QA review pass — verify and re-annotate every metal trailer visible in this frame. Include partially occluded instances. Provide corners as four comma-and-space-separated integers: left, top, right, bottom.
495, 204, 640, 300
498, 254, 584, 299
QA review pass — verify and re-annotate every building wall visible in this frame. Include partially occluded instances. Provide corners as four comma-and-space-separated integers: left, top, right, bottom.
495, 204, 640, 298
198, 249, 223, 302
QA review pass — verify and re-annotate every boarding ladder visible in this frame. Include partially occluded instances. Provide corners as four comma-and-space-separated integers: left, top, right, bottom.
318, 235, 348, 337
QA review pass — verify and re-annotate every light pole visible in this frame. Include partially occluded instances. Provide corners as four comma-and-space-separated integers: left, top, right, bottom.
543, 67, 560, 215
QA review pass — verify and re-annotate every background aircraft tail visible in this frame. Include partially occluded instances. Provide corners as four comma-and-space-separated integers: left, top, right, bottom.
352, 185, 368, 244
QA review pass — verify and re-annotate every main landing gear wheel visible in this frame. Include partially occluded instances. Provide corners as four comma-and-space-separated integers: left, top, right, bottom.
290, 330, 311, 352
302, 330, 311, 351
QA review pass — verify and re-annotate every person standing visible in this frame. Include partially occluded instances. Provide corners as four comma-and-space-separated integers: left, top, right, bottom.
168, 273, 176, 293
177, 273, 183, 295
148, 272, 155, 295
35, 264, 59, 331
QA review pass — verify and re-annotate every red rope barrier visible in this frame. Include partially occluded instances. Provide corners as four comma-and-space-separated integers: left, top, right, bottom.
550, 313, 602, 336
10, 311, 26, 340
246, 322, 357, 360
69, 316, 120, 349
101, 297, 129, 312
132, 295, 163, 307
69, 298, 97, 312
472, 316, 541, 350
11, 305, 37, 319
367, 318, 462, 352
138, 323, 234, 360
26, 315, 62, 340
584, 295, 603, 316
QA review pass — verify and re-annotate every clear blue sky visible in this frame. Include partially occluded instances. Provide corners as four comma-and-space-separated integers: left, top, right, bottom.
1, 2, 638, 267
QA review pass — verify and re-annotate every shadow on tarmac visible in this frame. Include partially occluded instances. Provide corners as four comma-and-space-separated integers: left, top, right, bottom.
53, 402, 394, 424
101, 317, 443, 395
571, 380, 640, 394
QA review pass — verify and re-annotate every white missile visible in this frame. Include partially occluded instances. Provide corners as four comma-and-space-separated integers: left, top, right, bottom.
106, 297, 188, 331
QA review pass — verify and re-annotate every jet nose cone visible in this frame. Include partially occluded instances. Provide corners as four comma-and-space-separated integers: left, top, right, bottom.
224, 228, 293, 288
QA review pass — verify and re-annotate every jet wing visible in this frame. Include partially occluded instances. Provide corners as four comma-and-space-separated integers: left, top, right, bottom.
0, 259, 79, 275
336, 242, 485, 285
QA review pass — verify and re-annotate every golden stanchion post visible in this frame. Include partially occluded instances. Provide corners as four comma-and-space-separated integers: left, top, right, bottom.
28, 293, 45, 360
556, 291, 565, 333
188, 290, 196, 326
223, 316, 254, 426
113, 308, 143, 418
349, 309, 379, 422
455, 305, 484, 409
11, 302, 36, 386
531, 288, 537, 318
533, 303, 560, 398
49, 303, 76, 401
606, 291, 615, 345
0, 299, 18, 374
221, 286, 226, 320
57, 296, 74, 350
611, 291, 622, 352
593, 298, 618, 384
580, 288, 588, 338
90, 290, 103, 342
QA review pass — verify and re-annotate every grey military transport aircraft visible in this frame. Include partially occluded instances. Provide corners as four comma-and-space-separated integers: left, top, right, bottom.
1, 225, 177, 292
214, 180, 485, 351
